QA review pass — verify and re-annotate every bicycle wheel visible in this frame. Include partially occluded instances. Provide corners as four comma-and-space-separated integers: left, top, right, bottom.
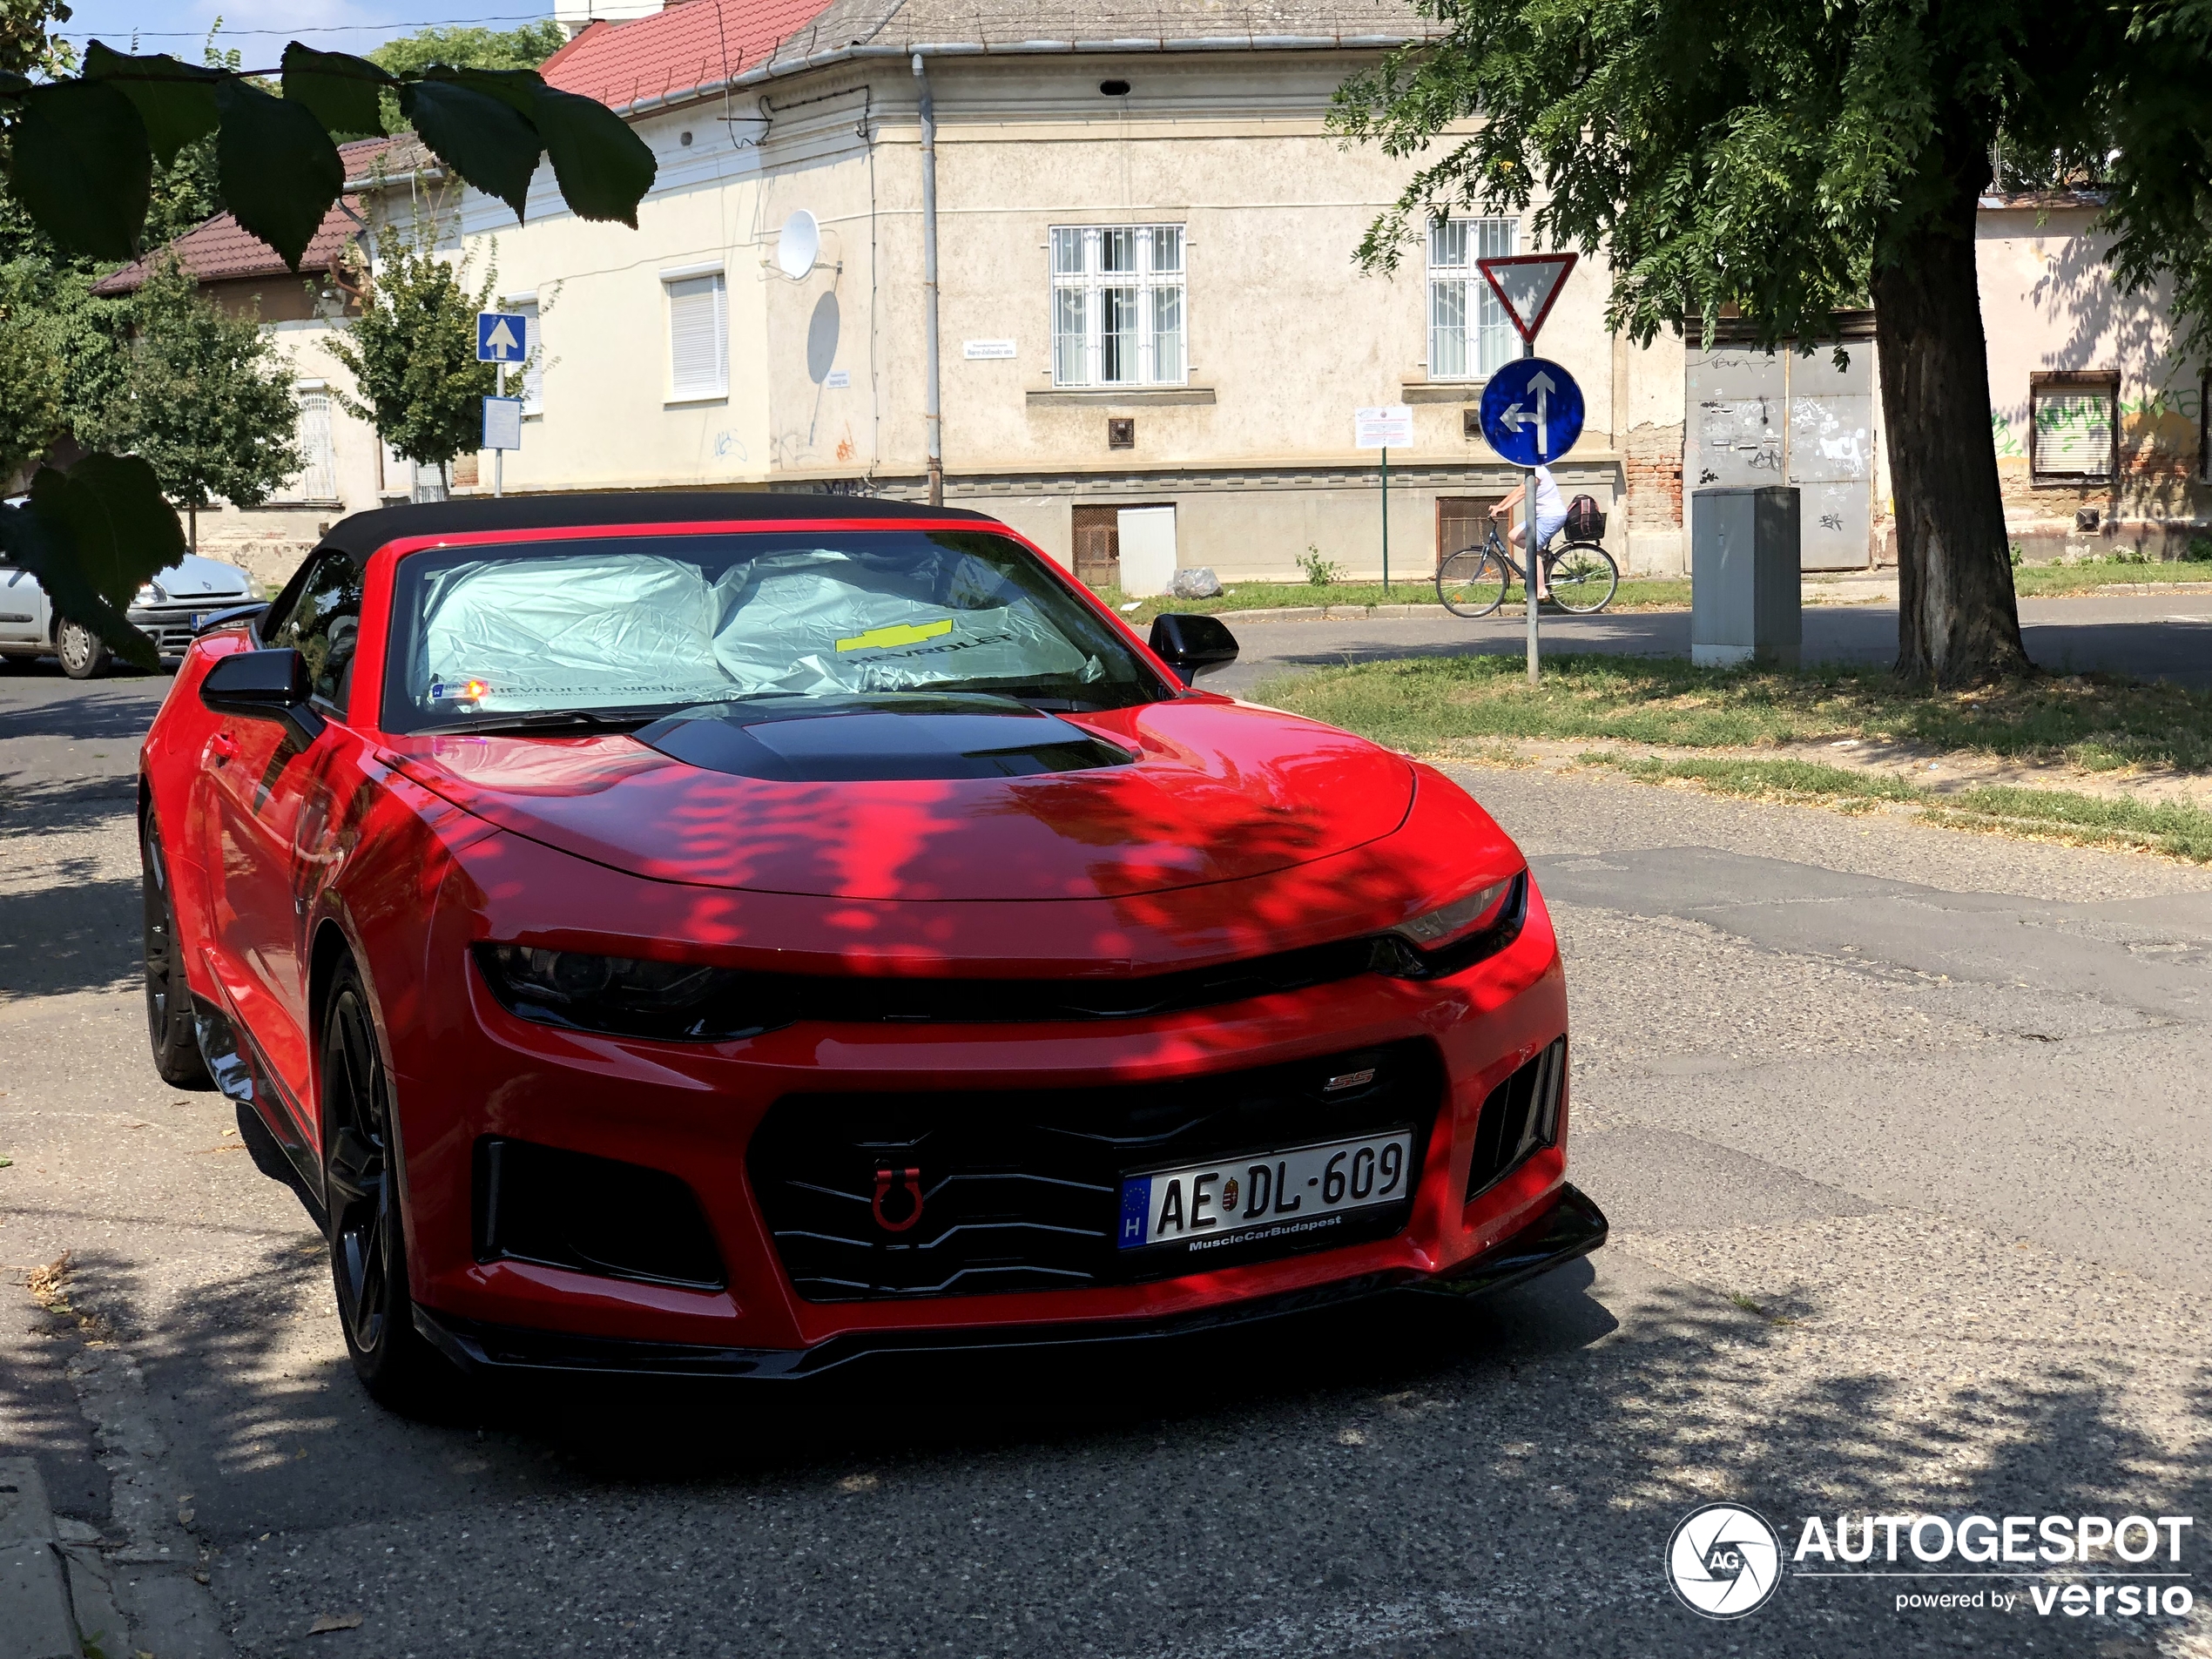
1541, 542, 1620, 613
1437, 547, 1510, 618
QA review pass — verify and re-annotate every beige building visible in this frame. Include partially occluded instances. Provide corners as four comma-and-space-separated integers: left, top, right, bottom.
1976, 192, 2209, 562
355, 0, 1692, 584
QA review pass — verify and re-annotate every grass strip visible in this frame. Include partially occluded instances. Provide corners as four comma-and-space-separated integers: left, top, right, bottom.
1257, 652, 2212, 773
2012, 560, 2212, 597
1578, 753, 2212, 861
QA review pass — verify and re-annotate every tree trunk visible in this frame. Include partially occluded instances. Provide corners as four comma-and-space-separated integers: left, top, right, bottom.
187, 502, 197, 553
1871, 178, 2031, 685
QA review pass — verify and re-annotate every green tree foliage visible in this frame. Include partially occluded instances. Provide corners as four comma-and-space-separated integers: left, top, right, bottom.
0, 257, 63, 480
368, 21, 569, 78
368, 22, 571, 133
0, 24, 652, 661
1330, 0, 2212, 685
0, 0, 71, 78
327, 239, 496, 489
76, 255, 302, 548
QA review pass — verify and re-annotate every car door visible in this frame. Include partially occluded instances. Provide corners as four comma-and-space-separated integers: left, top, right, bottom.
201, 551, 367, 1120
0, 558, 45, 647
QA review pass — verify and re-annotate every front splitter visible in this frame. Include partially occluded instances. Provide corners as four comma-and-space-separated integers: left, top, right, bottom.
413, 1182, 1609, 1382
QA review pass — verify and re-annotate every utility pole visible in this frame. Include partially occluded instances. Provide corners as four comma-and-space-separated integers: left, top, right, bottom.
914, 53, 943, 508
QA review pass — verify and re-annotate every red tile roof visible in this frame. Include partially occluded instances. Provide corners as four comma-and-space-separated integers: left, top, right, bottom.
93, 138, 393, 296
542, 0, 840, 111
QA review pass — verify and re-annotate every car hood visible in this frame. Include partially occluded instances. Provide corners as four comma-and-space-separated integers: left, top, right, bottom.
149, 554, 252, 601
388, 698, 1415, 902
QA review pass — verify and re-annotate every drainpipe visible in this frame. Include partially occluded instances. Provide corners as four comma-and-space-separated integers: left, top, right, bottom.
914, 51, 943, 507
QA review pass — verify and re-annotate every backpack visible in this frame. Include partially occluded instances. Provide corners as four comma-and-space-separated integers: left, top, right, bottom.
1566, 494, 1606, 541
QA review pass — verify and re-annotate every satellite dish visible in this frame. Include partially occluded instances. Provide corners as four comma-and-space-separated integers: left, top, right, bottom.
776, 209, 820, 280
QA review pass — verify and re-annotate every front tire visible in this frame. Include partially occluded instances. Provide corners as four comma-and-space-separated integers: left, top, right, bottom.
1438, 547, 1509, 618
57, 618, 109, 679
1541, 543, 1621, 613
140, 812, 212, 1089
321, 959, 454, 1410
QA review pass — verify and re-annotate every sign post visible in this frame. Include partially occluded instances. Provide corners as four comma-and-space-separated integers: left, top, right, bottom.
1474, 254, 1579, 685
1354, 404, 1413, 590
476, 310, 529, 499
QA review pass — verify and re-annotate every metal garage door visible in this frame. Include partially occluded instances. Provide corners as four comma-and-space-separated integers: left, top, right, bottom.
1686, 339, 1874, 570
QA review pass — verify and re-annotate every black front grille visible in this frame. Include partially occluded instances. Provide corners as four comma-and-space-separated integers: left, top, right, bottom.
1465, 1038, 1565, 1203
749, 1040, 1445, 1301
474, 1136, 726, 1289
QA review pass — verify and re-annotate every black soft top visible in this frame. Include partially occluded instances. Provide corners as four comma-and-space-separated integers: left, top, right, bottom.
313, 492, 994, 569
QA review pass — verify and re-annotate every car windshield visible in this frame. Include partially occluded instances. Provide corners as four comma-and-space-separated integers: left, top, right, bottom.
381, 529, 1168, 734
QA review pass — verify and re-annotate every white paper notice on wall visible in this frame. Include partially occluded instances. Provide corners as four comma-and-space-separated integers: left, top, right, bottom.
963, 339, 1017, 360
825, 369, 851, 388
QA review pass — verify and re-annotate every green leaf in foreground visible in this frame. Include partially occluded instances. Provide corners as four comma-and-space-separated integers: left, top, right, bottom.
529, 84, 656, 226
83, 44, 223, 165
280, 44, 391, 140
29, 454, 186, 607
215, 78, 346, 271
3, 78, 152, 261
0, 459, 176, 673
399, 75, 543, 219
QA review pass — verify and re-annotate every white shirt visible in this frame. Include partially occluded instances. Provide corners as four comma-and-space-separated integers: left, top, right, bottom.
1531, 465, 1567, 524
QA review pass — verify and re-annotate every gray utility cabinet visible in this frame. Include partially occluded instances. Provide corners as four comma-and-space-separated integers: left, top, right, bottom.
1691, 487, 1802, 668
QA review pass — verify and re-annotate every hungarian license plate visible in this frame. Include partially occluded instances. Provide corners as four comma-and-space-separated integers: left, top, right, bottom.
1117, 1130, 1415, 1254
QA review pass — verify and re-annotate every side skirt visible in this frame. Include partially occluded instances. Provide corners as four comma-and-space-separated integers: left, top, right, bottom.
193, 995, 327, 1231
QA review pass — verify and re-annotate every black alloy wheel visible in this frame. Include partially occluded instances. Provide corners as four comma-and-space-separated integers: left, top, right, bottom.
321, 960, 451, 1407
140, 812, 212, 1089
57, 617, 110, 679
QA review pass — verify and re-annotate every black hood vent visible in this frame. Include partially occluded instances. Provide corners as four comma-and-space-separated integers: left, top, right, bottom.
635, 696, 1133, 783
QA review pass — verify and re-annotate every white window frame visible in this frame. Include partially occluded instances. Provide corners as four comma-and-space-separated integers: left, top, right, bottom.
1049, 225, 1187, 388
503, 293, 543, 415
664, 269, 728, 402
1426, 218, 1519, 382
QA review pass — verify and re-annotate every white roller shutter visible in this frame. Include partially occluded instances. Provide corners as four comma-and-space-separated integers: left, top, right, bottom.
666, 273, 726, 400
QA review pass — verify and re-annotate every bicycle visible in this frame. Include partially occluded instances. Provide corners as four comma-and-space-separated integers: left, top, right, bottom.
1436, 522, 1620, 618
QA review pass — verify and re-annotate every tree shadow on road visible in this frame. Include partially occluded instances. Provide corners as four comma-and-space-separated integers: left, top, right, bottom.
56, 1226, 2209, 1659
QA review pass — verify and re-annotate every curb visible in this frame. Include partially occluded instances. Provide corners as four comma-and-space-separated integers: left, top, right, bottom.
0, 1460, 81, 1659
1177, 603, 1454, 624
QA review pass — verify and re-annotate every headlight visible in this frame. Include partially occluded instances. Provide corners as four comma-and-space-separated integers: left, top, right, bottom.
248, 577, 268, 600
1373, 873, 1526, 979
474, 944, 787, 1042
134, 583, 158, 604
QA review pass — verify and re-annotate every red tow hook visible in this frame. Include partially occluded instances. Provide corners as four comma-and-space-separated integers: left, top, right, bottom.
872, 1166, 924, 1232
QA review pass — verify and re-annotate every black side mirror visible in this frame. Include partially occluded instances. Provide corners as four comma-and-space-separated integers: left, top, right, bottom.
200, 648, 325, 748
1148, 612, 1239, 686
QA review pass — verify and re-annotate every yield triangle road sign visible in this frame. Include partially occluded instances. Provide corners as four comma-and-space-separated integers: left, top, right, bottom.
1476, 252, 1578, 342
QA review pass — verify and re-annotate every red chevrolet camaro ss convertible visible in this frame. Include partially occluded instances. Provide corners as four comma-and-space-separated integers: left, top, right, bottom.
136, 495, 1604, 1404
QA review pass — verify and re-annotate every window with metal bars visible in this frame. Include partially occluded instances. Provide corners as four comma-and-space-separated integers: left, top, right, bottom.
1427, 219, 1519, 381
1050, 225, 1186, 388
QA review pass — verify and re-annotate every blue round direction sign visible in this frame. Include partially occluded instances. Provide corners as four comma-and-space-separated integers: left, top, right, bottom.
1480, 358, 1584, 467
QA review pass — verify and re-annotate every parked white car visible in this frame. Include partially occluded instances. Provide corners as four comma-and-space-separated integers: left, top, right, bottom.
0, 551, 263, 678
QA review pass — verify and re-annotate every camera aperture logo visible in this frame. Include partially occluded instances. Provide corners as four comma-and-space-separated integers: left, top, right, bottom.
1668, 1503, 1784, 1619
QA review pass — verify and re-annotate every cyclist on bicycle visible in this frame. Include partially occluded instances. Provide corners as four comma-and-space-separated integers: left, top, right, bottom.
1489, 464, 1568, 601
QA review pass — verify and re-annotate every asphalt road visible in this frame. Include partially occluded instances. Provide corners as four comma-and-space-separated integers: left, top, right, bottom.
2, 651, 2207, 1659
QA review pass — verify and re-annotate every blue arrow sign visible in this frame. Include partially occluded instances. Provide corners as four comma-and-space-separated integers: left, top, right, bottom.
476, 310, 527, 363
1480, 357, 1584, 467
